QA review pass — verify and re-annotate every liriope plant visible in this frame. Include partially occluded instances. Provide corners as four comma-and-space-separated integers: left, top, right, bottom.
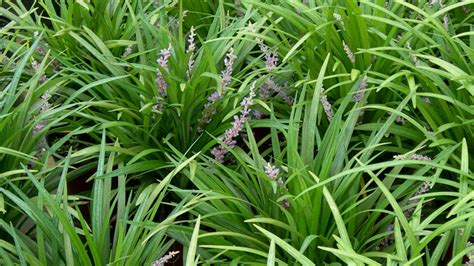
168, 43, 473, 264
0, 131, 202, 265
170, 78, 472, 265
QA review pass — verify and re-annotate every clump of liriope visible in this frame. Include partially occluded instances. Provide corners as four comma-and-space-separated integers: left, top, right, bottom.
211, 83, 255, 162
198, 48, 237, 131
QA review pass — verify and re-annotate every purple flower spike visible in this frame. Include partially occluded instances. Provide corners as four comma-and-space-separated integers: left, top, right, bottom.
256, 38, 293, 105
320, 88, 334, 121
31, 60, 47, 83
151, 251, 179, 266
198, 48, 237, 130
156, 44, 172, 98
122, 45, 133, 58
280, 199, 290, 209
186, 26, 196, 79
221, 48, 237, 90
211, 83, 256, 162
342, 41, 355, 64
264, 163, 280, 180
353, 75, 368, 102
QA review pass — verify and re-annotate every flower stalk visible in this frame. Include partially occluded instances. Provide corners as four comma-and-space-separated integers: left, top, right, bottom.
211, 83, 255, 162
156, 44, 172, 99
199, 48, 237, 130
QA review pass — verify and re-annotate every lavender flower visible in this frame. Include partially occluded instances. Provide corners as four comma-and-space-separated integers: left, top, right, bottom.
269, 80, 293, 104
396, 115, 405, 125
333, 13, 342, 22
51, 59, 62, 72
342, 41, 355, 64
211, 83, 256, 162
40, 91, 51, 114
36, 43, 47, 57
320, 88, 334, 121
264, 162, 290, 208
31, 60, 40, 70
186, 26, 196, 79
277, 177, 284, 185
204, 91, 221, 110
33, 91, 51, 136
263, 50, 278, 69
423, 96, 431, 105
353, 75, 368, 102
393, 153, 432, 162
253, 110, 264, 119
31, 60, 47, 83
256, 39, 293, 104
256, 38, 273, 65
151, 251, 179, 266
443, 15, 449, 31
221, 48, 237, 90
259, 81, 271, 99
198, 92, 221, 129
406, 42, 420, 66
333, 13, 345, 28
410, 154, 432, 161
156, 44, 172, 98
280, 199, 290, 209
122, 45, 133, 58
265, 163, 280, 180
187, 26, 196, 53
198, 48, 237, 130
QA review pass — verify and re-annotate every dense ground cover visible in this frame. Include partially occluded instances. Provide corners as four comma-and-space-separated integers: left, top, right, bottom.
0, 0, 473, 265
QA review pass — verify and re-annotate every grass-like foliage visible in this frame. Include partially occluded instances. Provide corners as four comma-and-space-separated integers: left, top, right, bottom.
1, 0, 473, 265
